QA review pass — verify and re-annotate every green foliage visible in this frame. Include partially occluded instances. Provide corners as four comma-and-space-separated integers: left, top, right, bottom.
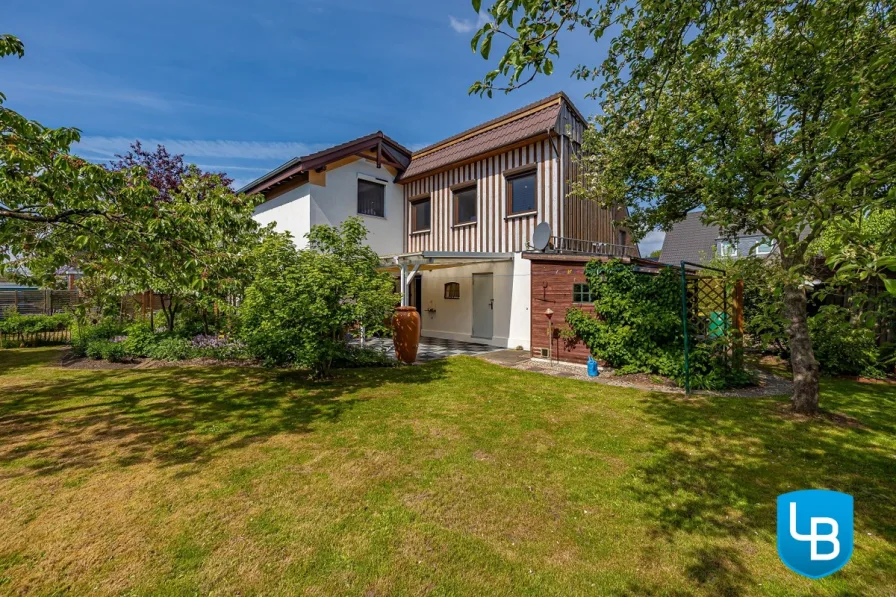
240, 218, 399, 378
84, 339, 126, 363
70, 318, 124, 357
0, 309, 72, 335
566, 259, 685, 377
707, 256, 790, 354
146, 337, 193, 362
1, 39, 264, 333
120, 322, 158, 357
685, 340, 758, 391
566, 259, 753, 389
471, 0, 896, 410
809, 306, 882, 378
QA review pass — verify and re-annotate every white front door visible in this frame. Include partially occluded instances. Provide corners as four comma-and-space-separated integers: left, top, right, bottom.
472, 273, 493, 339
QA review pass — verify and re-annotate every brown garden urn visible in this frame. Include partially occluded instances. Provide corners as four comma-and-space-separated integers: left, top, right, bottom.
392, 306, 421, 364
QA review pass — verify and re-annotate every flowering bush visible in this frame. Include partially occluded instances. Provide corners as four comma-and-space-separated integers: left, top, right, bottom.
191, 334, 248, 360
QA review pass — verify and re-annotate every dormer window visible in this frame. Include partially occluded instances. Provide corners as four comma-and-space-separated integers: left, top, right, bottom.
718, 240, 738, 258
358, 179, 385, 218
753, 240, 774, 256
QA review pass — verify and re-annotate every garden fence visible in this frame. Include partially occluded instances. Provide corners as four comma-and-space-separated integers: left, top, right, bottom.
0, 289, 81, 317
679, 262, 745, 393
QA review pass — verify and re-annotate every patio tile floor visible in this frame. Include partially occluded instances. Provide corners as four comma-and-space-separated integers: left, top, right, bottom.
356, 336, 502, 362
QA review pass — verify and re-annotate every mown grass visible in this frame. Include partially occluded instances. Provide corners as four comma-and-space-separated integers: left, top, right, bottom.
0, 347, 894, 596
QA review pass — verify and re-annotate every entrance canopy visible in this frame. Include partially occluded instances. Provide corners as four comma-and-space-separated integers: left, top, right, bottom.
380, 252, 512, 306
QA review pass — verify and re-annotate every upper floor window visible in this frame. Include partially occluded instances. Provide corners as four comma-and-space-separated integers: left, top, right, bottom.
453, 185, 477, 225
358, 179, 385, 218
752, 239, 774, 256
410, 196, 431, 232
506, 169, 537, 215
572, 283, 594, 303
718, 240, 738, 258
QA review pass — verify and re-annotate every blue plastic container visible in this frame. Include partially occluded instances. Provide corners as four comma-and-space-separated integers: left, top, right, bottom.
587, 355, 600, 377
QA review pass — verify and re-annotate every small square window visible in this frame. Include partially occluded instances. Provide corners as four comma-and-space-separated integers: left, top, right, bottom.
507, 170, 536, 214
358, 179, 385, 217
411, 196, 431, 232
572, 283, 594, 303
454, 186, 477, 224
444, 282, 460, 299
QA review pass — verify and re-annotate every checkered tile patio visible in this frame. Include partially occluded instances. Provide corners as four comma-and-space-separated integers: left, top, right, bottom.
355, 336, 501, 362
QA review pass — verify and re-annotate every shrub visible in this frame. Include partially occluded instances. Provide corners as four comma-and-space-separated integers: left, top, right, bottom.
121, 322, 158, 357
71, 318, 124, 357
146, 337, 193, 361
84, 338, 126, 362
240, 219, 398, 378
809, 306, 881, 377
565, 259, 753, 389
190, 334, 249, 360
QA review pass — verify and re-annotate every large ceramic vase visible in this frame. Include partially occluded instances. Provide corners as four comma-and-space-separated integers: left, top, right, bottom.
392, 306, 421, 364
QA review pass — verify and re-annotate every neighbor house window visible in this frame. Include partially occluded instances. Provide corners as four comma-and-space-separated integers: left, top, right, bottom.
572, 283, 594, 303
753, 240, 774, 256
453, 185, 477, 225
410, 196, 431, 232
718, 240, 738, 258
444, 282, 460, 299
358, 179, 385, 217
506, 169, 537, 214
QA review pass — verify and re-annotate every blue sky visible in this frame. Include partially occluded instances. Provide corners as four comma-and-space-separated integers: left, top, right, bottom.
3, 0, 663, 254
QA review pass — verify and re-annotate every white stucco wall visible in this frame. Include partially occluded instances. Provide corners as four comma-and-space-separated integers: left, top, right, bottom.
417, 254, 531, 349
309, 160, 405, 256
252, 159, 404, 255
252, 183, 312, 249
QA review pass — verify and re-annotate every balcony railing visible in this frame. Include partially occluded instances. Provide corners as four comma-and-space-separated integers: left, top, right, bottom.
546, 236, 638, 257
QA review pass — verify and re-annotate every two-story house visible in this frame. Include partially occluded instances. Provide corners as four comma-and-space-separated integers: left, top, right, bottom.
239, 92, 640, 360
659, 210, 776, 264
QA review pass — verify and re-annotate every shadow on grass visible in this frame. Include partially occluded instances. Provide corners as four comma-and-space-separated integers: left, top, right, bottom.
618, 380, 896, 595
0, 349, 449, 478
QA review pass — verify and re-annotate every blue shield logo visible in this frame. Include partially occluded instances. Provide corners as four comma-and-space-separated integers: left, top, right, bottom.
777, 490, 853, 578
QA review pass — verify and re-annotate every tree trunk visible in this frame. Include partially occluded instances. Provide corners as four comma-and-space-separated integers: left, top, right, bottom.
783, 280, 820, 414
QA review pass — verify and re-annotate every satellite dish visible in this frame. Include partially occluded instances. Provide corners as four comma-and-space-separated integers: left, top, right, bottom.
532, 221, 552, 251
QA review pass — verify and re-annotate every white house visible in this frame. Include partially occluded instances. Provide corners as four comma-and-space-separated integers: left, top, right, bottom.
240, 93, 641, 359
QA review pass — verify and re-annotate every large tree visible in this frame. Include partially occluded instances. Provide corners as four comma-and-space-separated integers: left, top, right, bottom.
1, 36, 262, 331
470, 0, 896, 413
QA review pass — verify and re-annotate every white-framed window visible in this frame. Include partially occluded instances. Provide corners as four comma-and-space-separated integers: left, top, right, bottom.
358, 179, 386, 218
718, 240, 738, 258
752, 239, 774, 256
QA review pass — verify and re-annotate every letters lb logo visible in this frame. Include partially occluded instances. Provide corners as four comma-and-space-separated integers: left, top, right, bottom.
777, 490, 853, 578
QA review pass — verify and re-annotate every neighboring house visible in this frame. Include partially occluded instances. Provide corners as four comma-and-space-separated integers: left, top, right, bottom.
241, 92, 643, 360
659, 210, 774, 265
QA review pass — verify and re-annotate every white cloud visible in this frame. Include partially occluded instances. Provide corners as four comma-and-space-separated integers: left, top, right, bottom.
448, 11, 491, 34
75, 137, 319, 162
638, 229, 666, 257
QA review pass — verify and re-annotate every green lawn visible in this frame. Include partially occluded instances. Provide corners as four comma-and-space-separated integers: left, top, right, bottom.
1, 348, 894, 596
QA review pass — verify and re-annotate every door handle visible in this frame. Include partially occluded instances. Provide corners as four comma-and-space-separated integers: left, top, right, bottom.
489, 299, 494, 310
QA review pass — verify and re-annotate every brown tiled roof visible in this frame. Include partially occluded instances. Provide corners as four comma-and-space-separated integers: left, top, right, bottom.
400, 94, 568, 181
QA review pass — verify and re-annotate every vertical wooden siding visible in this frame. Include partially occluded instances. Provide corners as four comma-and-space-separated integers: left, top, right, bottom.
403, 138, 560, 253
560, 114, 624, 245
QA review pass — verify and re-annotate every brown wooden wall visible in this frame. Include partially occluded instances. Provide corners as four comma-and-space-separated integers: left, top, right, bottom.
403, 137, 561, 253
528, 257, 598, 365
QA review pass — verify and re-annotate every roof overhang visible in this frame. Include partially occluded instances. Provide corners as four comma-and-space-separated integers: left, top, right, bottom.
379, 251, 513, 272
237, 131, 412, 196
